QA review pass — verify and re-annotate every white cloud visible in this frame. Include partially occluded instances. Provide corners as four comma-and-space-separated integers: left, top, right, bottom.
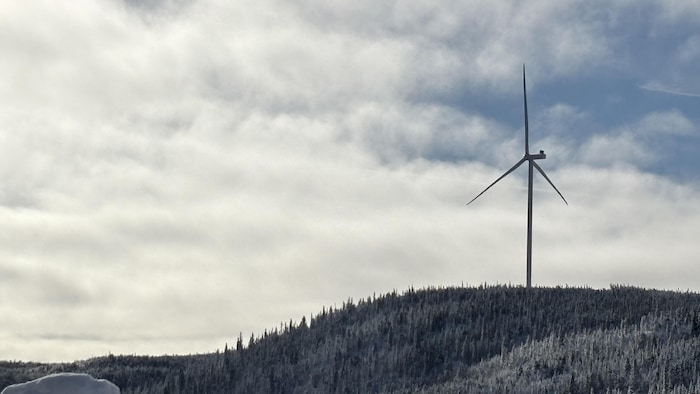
576, 132, 654, 167
537, 104, 588, 133
639, 81, 700, 98
637, 110, 696, 136
536, 165, 700, 289
572, 109, 696, 169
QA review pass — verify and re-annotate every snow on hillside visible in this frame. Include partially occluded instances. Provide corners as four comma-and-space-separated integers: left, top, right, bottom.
1, 373, 119, 394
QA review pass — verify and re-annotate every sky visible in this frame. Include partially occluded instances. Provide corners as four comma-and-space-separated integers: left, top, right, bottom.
1, 0, 699, 362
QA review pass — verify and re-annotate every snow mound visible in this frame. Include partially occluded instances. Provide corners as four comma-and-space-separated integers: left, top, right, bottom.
1, 373, 120, 394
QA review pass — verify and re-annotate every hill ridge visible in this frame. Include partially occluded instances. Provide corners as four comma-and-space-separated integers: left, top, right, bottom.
3, 285, 700, 393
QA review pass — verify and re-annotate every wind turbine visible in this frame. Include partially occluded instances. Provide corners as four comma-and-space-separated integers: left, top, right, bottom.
467, 65, 568, 288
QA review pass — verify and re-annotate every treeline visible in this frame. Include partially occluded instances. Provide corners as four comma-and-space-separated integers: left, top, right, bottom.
3, 285, 700, 393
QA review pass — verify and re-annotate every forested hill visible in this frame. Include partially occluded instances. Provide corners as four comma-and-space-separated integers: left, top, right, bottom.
4, 285, 700, 393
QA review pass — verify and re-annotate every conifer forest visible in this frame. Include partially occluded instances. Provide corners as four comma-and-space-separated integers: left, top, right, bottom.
3, 285, 700, 393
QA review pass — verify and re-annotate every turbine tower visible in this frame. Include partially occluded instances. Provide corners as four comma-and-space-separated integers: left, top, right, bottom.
467, 65, 568, 288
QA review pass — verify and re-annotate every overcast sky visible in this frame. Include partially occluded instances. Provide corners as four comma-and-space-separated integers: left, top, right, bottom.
1, 0, 699, 362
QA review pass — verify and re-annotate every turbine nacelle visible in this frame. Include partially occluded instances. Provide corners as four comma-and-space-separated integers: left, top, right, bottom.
525, 150, 546, 160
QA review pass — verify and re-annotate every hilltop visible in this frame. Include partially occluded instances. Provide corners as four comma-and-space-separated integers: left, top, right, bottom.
3, 285, 700, 393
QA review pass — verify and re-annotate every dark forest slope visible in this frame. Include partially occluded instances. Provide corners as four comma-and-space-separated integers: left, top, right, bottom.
3, 285, 700, 393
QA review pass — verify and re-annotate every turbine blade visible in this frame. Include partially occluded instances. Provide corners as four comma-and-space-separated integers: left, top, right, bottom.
467, 158, 526, 205
532, 162, 568, 205
523, 64, 529, 155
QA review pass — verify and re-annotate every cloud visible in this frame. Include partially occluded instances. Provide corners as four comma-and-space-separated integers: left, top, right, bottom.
655, 0, 700, 25
569, 108, 697, 171
537, 165, 700, 289
636, 110, 696, 136
639, 81, 700, 98
575, 132, 651, 168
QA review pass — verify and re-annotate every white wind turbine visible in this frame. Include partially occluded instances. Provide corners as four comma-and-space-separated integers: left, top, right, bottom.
467, 65, 568, 288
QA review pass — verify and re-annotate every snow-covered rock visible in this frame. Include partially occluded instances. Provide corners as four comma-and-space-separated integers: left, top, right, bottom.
1, 373, 120, 394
